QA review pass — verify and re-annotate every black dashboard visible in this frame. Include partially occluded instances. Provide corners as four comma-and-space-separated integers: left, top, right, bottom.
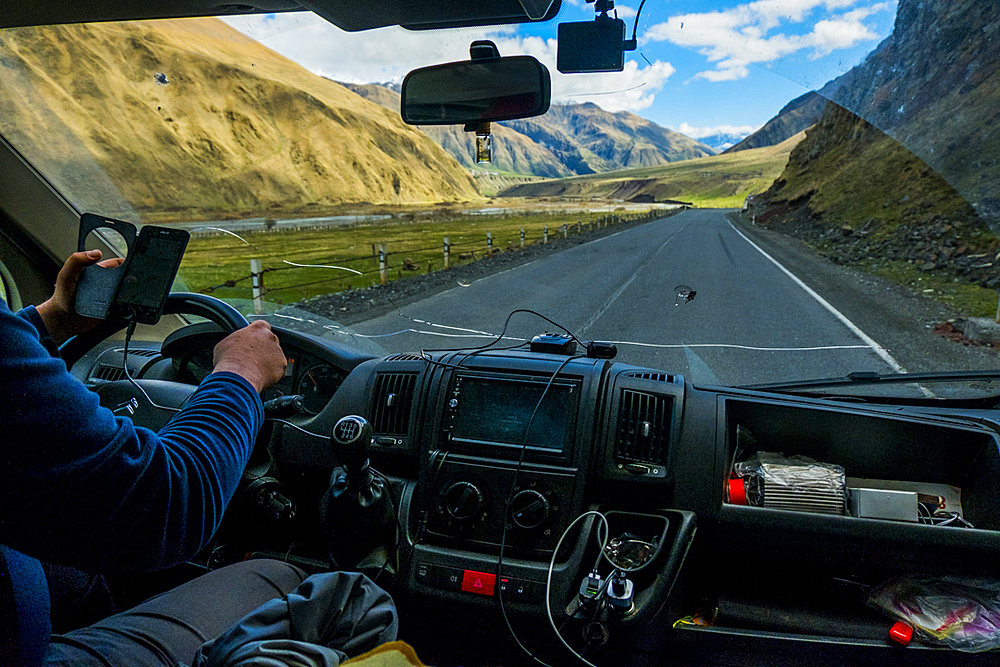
72, 325, 1000, 666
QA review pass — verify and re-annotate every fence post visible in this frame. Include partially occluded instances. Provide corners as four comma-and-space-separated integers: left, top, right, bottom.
487, 232, 493, 258
250, 258, 264, 314
577, 221, 582, 235
378, 244, 387, 285
443, 237, 450, 270
543, 225, 548, 245
520, 227, 525, 249
562, 223, 567, 239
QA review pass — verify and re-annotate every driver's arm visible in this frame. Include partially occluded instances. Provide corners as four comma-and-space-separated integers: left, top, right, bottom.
0, 266, 284, 572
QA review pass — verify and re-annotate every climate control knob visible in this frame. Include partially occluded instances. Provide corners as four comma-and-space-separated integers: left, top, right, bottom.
510, 489, 551, 530
443, 481, 484, 522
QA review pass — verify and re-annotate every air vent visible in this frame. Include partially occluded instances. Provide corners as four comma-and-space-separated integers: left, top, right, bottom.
384, 353, 424, 362
615, 390, 671, 466
624, 372, 672, 383
93, 365, 127, 382
371, 373, 417, 435
114, 348, 160, 358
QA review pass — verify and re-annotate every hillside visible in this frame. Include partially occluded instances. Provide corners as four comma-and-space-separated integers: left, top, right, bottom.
725, 92, 826, 153
823, 0, 1000, 221
752, 0, 1000, 312
0, 19, 480, 221
498, 132, 804, 208
343, 83, 714, 178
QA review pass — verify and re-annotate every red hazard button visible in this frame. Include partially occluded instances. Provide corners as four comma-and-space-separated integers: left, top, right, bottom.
461, 570, 496, 596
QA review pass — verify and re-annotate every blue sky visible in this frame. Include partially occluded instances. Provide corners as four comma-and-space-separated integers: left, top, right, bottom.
223, 0, 898, 144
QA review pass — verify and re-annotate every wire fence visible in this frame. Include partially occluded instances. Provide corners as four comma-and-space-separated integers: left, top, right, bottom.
189, 209, 675, 306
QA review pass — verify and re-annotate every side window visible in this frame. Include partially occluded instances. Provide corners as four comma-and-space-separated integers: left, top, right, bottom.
0, 260, 23, 310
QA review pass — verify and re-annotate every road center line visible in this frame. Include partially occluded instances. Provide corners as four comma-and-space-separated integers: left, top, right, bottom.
579, 221, 691, 335
728, 220, 907, 374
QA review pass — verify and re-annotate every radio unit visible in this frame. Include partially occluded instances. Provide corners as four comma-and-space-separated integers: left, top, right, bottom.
441, 372, 581, 463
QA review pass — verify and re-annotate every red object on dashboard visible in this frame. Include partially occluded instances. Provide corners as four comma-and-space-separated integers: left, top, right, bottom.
461, 570, 496, 596
889, 621, 913, 646
728, 478, 748, 505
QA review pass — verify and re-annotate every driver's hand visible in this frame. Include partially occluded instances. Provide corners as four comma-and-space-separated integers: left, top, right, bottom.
35, 250, 125, 346
212, 320, 286, 393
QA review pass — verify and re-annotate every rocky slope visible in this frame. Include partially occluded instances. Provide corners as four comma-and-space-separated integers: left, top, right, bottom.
0, 19, 480, 221
825, 0, 999, 221
752, 103, 992, 278
751, 0, 1000, 298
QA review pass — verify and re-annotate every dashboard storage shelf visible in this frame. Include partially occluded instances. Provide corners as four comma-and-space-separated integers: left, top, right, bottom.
717, 396, 1000, 569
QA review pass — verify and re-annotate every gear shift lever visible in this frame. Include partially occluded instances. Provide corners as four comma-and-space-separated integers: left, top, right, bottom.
320, 415, 396, 569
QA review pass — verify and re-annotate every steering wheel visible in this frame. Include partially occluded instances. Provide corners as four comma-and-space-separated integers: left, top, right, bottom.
61, 293, 248, 367
61, 293, 249, 430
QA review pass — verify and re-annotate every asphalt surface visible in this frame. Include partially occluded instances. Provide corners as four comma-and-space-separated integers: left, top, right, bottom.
344, 209, 1000, 388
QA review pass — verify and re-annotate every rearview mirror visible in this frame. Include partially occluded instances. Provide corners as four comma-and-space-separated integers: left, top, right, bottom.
400, 55, 551, 125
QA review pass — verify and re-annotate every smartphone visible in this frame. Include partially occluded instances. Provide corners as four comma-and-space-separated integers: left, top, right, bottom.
107, 226, 190, 324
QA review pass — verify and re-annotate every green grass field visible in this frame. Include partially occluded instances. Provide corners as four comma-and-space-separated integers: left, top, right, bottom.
178, 209, 653, 304
498, 133, 804, 209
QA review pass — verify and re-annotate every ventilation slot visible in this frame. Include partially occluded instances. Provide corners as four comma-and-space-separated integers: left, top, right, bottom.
93, 365, 127, 382
371, 373, 417, 435
615, 390, 670, 466
624, 372, 672, 383
384, 354, 424, 362
114, 348, 160, 358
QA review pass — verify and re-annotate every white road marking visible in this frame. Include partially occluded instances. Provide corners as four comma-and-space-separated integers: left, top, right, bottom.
580, 221, 691, 334
614, 341, 870, 352
728, 221, 907, 374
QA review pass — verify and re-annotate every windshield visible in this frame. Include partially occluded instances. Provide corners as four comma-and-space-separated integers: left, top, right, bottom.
1, 1, 997, 396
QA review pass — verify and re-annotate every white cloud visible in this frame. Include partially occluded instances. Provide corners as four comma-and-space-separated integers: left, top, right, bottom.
674, 122, 759, 139
491, 34, 676, 111
645, 0, 892, 81
221, 13, 674, 113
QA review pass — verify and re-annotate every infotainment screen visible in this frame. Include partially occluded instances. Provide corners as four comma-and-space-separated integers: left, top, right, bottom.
447, 375, 579, 454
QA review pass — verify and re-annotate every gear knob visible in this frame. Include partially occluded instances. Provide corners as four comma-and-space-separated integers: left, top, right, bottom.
331, 415, 373, 471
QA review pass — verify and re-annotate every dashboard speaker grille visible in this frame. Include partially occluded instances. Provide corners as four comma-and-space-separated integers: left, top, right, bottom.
615, 390, 670, 466
371, 372, 417, 435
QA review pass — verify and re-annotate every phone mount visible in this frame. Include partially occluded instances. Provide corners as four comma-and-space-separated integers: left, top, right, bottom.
74, 213, 189, 325
75, 214, 136, 321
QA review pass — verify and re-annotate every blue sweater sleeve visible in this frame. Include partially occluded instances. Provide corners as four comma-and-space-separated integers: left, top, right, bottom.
0, 301, 263, 572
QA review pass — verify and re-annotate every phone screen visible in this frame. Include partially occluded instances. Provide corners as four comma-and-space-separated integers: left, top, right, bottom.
110, 227, 189, 323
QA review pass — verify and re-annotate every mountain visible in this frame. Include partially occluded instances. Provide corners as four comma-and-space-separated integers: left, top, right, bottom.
342, 82, 572, 179
342, 83, 714, 178
822, 0, 1000, 221
725, 92, 826, 153
503, 103, 716, 174
752, 0, 1000, 293
693, 131, 753, 153
0, 19, 480, 221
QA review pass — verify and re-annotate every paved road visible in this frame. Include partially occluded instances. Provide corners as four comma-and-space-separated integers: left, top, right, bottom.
349, 209, 907, 387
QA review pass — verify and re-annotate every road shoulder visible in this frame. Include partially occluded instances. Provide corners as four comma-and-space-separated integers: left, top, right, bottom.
729, 212, 999, 373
